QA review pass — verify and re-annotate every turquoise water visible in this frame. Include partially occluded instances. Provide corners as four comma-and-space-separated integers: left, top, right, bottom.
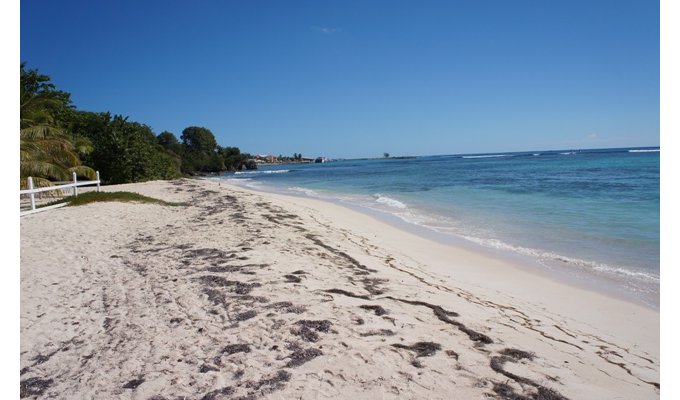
218, 147, 660, 307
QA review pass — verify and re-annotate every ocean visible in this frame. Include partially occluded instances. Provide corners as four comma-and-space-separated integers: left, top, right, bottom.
217, 147, 660, 308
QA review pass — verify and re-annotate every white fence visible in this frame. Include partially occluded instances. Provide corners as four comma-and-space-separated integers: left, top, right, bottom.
20, 171, 101, 216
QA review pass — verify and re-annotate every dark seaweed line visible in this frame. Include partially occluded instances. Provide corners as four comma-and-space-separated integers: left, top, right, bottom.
460, 294, 587, 356
583, 332, 656, 365
382, 296, 493, 345
305, 234, 376, 273
596, 351, 660, 389
523, 324, 583, 351
388, 251, 565, 355
322, 288, 493, 346
471, 297, 533, 321
552, 325, 578, 339
324, 288, 371, 300
385, 257, 534, 329
384, 258, 454, 294
496, 307, 585, 353
490, 355, 569, 400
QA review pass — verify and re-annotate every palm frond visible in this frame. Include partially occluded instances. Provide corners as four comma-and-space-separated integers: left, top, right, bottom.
21, 160, 71, 181
68, 165, 97, 180
20, 70, 96, 188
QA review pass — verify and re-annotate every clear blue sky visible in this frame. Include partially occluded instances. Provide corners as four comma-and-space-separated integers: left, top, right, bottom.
20, 0, 659, 159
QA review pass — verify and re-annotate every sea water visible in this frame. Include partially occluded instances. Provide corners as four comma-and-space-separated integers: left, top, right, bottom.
218, 147, 660, 308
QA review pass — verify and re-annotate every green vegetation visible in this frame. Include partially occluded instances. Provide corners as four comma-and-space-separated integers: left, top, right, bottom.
20, 63, 96, 189
50, 191, 185, 207
67, 111, 184, 184
20, 63, 258, 187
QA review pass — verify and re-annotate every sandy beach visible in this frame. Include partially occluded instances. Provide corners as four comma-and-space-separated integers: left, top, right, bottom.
20, 178, 660, 399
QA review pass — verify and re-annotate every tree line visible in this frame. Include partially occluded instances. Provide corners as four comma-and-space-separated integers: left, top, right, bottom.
20, 63, 256, 187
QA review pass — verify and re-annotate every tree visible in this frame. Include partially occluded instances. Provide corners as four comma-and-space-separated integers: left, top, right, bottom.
243, 159, 258, 170
69, 112, 182, 184
383, 152, 390, 158
20, 63, 95, 188
157, 131, 181, 154
180, 126, 218, 174
21, 64, 258, 183
220, 146, 248, 171
180, 126, 217, 154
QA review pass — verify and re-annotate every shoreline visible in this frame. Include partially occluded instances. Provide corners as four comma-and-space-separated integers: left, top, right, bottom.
219, 176, 659, 310
327, 195, 660, 311
214, 179, 658, 332
20, 179, 659, 399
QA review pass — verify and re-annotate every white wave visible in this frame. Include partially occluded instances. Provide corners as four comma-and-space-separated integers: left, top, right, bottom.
373, 194, 408, 209
461, 235, 534, 254
224, 177, 252, 183
318, 190, 660, 287
592, 265, 660, 282
559, 152, 576, 155
288, 186, 319, 197
244, 181, 263, 189
462, 154, 511, 159
234, 169, 290, 175
628, 149, 659, 153
532, 153, 540, 156
459, 235, 659, 283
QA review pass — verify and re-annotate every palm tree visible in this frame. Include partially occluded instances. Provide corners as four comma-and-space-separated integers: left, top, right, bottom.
20, 65, 95, 189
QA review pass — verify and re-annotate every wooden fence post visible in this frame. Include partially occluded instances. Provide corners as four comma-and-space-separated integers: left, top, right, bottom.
73, 172, 78, 196
96, 171, 100, 192
28, 177, 36, 211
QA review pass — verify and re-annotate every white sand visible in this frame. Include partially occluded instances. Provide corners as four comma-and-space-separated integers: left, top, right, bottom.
20, 179, 659, 399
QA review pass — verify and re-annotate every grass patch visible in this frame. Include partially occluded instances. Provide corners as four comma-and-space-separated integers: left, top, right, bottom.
47, 191, 186, 208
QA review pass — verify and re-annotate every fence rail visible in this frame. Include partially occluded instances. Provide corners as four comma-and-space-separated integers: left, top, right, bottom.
20, 171, 101, 216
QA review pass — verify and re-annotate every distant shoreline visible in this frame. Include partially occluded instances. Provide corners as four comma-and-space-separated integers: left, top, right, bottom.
249, 146, 659, 166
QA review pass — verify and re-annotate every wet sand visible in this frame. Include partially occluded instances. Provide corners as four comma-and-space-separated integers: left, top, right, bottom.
20, 179, 659, 399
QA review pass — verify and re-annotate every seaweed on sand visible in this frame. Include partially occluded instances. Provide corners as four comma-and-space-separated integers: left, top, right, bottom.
500, 348, 535, 360
291, 320, 333, 342
197, 276, 261, 295
286, 348, 323, 368
359, 329, 395, 337
295, 320, 332, 332
490, 349, 569, 400
236, 310, 257, 321
122, 378, 145, 389
283, 274, 302, 283
266, 301, 306, 314
245, 370, 292, 393
325, 288, 370, 300
359, 304, 388, 316
221, 344, 251, 355
200, 386, 235, 400
391, 341, 442, 357
20, 377, 53, 398
384, 296, 493, 345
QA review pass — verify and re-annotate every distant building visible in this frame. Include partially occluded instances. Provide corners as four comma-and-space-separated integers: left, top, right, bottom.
255, 154, 277, 163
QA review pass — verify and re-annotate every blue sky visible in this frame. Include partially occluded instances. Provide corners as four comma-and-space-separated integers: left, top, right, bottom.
20, 0, 659, 158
